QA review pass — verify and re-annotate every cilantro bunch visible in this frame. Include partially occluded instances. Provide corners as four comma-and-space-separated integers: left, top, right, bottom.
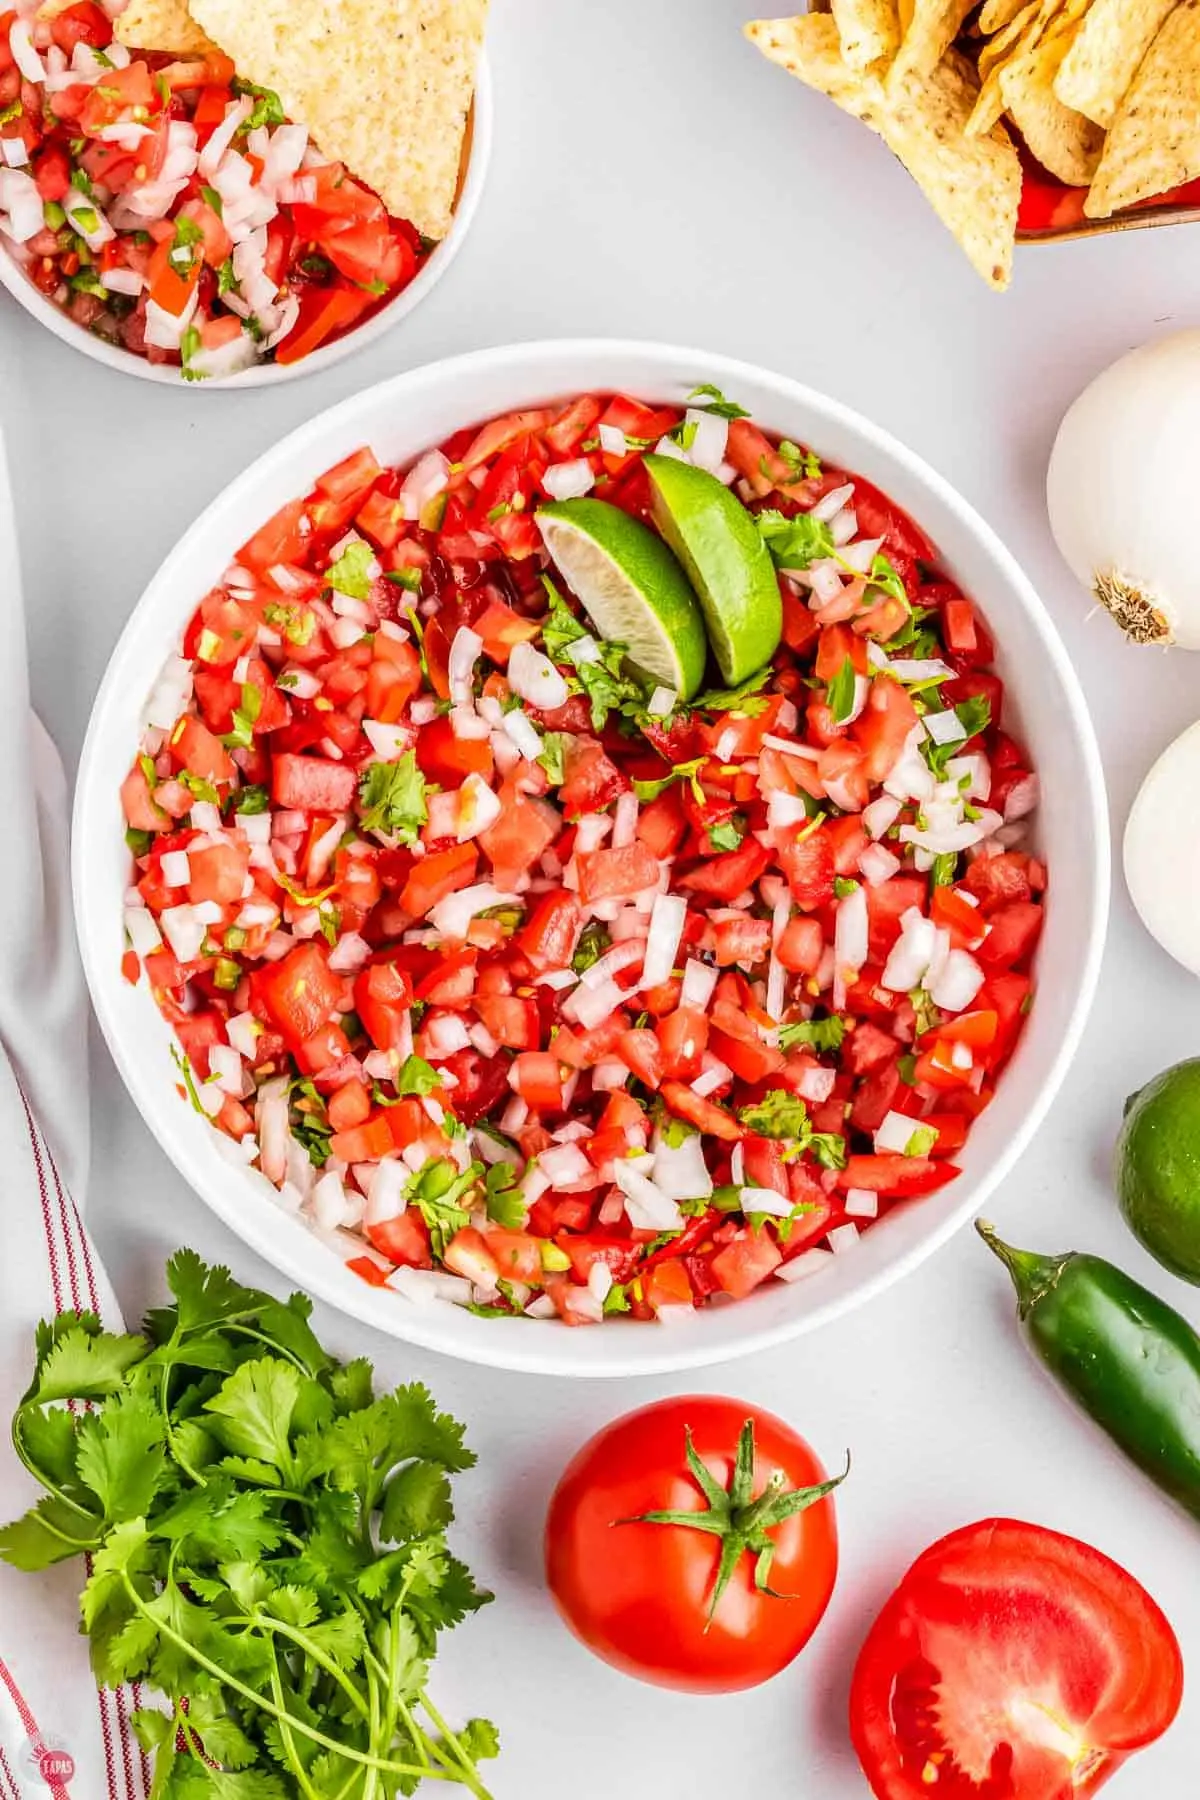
0, 1251, 498, 1800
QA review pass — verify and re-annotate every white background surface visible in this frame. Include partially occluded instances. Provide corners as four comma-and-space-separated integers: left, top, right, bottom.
4, 2, 1200, 1793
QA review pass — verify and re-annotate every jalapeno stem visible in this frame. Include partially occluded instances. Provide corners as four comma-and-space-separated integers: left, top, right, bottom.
975, 1220, 1068, 1320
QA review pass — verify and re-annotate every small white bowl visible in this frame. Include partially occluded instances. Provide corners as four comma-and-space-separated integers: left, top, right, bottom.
73, 340, 1110, 1376
0, 59, 492, 388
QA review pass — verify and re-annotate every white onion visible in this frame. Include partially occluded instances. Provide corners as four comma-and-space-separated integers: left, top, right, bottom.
775, 1247, 835, 1282
929, 948, 985, 1013
1047, 329, 1200, 651
160, 850, 191, 889
838, 536, 885, 575
562, 975, 622, 1030
647, 685, 677, 717
598, 423, 627, 456
650, 1127, 713, 1200
680, 958, 718, 1010
881, 912, 938, 993
834, 884, 868, 976
874, 1109, 925, 1154
500, 707, 543, 762
454, 771, 503, 841
859, 843, 901, 887
830, 506, 858, 547
740, 1185, 793, 1216
328, 932, 371, 974
539, 1143, 593, 1188
844, 1187, 879, 1219
400, 450, 451, 521
827, 1222, 860, 1255
364, 1158, 409, 1226
614, 1156, 683, 1232
582, 939, 644, 988
924, 708, 967, 747
199, 97, 254, 178
9, 18, 44, 80
448, 627, 483, 705
794, 1065, 834, 1104
611, 790, 640, 849
508, 641, 569, 712
686, 408, 729, 473
1, 139, 29, 168
160, 904, 208, 963
428, 883, 521, 940
690, 1060, 732, 1097
946, 752, 992, 802
425, 1013, 472, 1057
640, 892, 686, 990
0, 169, 43, 242
813, 483, 855, 522
1003, 774, 1040, 821
588, 1261, 614, 1303
544, 458, 595, 500
257, 1078, 290, 1185
387, 1266, 472, 1306
362, 719, 415, 762
900, 809, 1002, 857
226, 1012, 261, 1060
124, 906, 162, 957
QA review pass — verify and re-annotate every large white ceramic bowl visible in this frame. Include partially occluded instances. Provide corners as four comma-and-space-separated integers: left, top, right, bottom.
0, 61, 491, 389
73, 341, 1109, 1376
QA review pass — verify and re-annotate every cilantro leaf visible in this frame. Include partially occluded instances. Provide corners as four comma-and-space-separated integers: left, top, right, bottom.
757, 508, 835, 570
708, 817, 744, 852
738, 1089, 813, 1140
693, 668, 772, 715
203, 1358, 301, 1471
868, 552, 907, 604
325, 539, 375, 600
826, 655, 857, 725
778, 1015, 846, 1054
484, 1160, 527, 1230
572, 919, 611, 973
75, 1391, 168, 1522
687, 382, 750, 420
27, 1323, 148, 1406
395, 1054, 442, 1096
772, 439, 821, 482
537, 731, 572, 785
357, 750, 427, 843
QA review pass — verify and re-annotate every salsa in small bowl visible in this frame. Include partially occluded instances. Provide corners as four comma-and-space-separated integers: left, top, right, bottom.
0, 1, 490, 384
75, 343, 1107, 1376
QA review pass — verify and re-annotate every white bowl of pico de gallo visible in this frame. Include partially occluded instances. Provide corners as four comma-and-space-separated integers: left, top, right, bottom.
0, 3, 491, 385
73, 341, 1109, 1375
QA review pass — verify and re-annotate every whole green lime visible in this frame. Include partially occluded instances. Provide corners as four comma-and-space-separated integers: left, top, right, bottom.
1116, 1058, 1200, 1283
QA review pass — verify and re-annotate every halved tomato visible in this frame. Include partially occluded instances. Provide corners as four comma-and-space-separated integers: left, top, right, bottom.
850, 1519, 1183, 1800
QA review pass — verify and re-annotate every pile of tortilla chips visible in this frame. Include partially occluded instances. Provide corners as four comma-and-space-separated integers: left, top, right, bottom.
746, 0, 1200, 290
113, 0, 487, 242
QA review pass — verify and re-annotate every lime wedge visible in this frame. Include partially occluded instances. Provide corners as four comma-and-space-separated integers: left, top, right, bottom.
536, 498, 708, 700
644, 454, 782, 685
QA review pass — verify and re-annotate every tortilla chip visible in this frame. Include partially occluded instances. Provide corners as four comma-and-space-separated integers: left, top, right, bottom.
1086, 0, 1200, 216
187, 0, 487, 240
1054, 0, 1177, 128
746, 18, 1021, 287
978, 0, 1030, 31
114, 0, 216, 53
888, 0, 974, 87
968, 0, 1058, 133
831, 0, 902, 70
1000, 15, 1104, 183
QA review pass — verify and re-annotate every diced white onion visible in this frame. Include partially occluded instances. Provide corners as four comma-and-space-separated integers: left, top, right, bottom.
740, 1185, 792, 1216
598, 423, 627, 456
859, 843, 901, 887
827, 1222, 860, 1255
428, 883, 521, 940
875, 1110, 925, 1154
834, 884, 868, 975
881, 912, 938, 993
686, 408, 729, 473
812, 483, 855, 522
160, 850, 191, 889
500, 707, 543, 761
640, 892, 686, 991
862, 794, 902, 840
929, 948, 985, 1013
543, 459, 594, 500
508, 641, 569, 712
775, 1248, 835, 1282
614, 1156, 683, 1232
924, 708, 968, 747
844, 1188, 879, 1219
124, 906, 162, 957
680, 958, 718, 1011
650, 1128, 713, 1200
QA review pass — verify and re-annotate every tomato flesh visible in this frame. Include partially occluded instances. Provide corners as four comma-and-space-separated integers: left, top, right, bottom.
849, 1519, 1183, 1800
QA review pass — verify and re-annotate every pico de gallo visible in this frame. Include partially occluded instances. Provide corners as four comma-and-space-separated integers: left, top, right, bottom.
0, 1, 428, 375
119, 387, 1045, 1324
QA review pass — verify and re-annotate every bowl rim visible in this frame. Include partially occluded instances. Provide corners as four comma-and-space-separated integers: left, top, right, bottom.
0, 56, 493, 390
72, 338, 1111, 1376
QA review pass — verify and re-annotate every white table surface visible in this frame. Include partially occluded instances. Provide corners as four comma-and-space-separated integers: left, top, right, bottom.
5, 2, 1200, 1793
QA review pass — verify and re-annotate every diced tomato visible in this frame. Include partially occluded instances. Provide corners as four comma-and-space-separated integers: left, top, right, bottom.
517, 891, 582, 970
295, 1022, 352, 1076
644, 1258, 694, 1311
170, 716, 235, 786
854, 677, 919, 783
400, 844, 478, 918
962, 852, 1033, 911
545, 395, 602, 455
479, 784, 558, 885
255, 942, 342, 1051
866, 876, 927, 963
415, 713, 494, 784
576, 842, 660, 905
617, 1028, 663, 1089
680, 839, 771, 903
476, 992, 538, 1049
121, 763, 163, 832
511, 1051, 565, 1110
931, 884, 987, 947
560, 738, 628, 819
329, 1110, 395, 1163
354, 960, 414, 1053
837, 1154, 957, 1197
187, 840, 249, 906
780, 829, 835, 911
366, 1210, 431, 1268
711, 1227, 782, 1298
976, 901, 1044, 970
660, 1080, 743, 1141
844, 1021, 899, 1077
637, 788, 688, 860
271, 753, 357, 814
776, 916, 823, 974
327, 1081, 371, 1132
656, 1007, 709, 1081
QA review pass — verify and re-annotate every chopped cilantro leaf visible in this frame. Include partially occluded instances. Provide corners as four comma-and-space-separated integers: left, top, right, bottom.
573, 920, 611, 974
778, 1015, 846, 1054
395, 1055, 442, 1097
687, 383, 750, 420
826, 655, 857, 725
693, 667, 772, 715
867, 552, 907, 605
484, 1161, 527, 1230
326, 539, 375, 600
707, 817, 744, 852
357, 751, 427, 843
537, 732, 572, 786
757, 508, 836, 570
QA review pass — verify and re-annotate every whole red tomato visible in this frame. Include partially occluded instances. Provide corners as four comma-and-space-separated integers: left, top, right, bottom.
850, 1519, 1183, 1799
544, 1395, 844, 1693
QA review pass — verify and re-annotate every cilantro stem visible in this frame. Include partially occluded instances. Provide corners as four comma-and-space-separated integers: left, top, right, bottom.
251, 1612, 371, 1721
158, 1368, 206, 1488
419, 1693, 490, 1800
117, 1573, 478, 1786
269, 1652, 324, 1800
